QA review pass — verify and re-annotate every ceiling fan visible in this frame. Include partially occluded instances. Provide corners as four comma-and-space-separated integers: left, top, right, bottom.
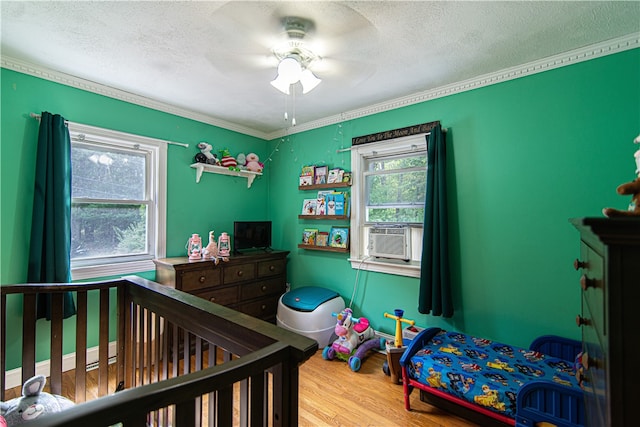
204, 2, 378, 92
269, 17, 322, 95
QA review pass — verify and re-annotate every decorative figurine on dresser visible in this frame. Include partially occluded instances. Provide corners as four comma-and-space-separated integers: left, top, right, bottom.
603, 134, 640, 217
154, 250, 289, 323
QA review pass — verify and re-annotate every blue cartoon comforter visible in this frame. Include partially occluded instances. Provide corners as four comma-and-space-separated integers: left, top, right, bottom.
404, 329, 582, 419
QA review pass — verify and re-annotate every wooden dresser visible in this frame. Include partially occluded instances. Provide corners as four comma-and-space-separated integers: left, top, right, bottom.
154, 250, 289, 323
571, 218, 640, 427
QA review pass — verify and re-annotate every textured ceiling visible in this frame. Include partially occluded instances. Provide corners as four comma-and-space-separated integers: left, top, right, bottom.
2, 1, 639, 138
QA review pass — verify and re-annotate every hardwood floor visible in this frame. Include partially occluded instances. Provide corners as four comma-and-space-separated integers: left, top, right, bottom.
299, 350, 478, 427
4, 350, 478, 426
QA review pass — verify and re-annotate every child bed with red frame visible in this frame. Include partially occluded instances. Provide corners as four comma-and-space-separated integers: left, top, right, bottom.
400, 327, 585, 427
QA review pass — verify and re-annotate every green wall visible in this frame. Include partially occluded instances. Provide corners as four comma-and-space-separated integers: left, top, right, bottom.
1, 69, 269, 368
1, 48, 638, 371
269, 48, 640, 348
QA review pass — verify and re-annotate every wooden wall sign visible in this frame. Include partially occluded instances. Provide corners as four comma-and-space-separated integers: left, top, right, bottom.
352, 120, 440, 146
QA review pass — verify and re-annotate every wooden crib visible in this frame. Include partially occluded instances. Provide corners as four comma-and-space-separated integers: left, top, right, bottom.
1, 275, 318, 426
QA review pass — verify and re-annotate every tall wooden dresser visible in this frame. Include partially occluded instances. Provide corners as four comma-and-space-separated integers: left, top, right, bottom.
154, 250, 289, 323
571, 218, 640, 427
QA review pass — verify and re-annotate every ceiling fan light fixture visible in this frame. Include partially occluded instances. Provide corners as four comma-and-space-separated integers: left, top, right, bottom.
277, 55, 302, 84
270, 74, 291, 94
299, 69, 321, 94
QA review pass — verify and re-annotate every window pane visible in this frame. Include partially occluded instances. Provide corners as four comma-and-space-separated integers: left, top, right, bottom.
71, 204, 148, 260
72, 144, 146, 200
367, 207, 425, 223
367, 154, 427, 172
365, 152, 426, 224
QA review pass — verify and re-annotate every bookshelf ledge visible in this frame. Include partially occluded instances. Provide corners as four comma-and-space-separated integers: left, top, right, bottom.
298, 215, 349, 220
297, 244, 349, 253
299, 182, 351, 191
190, 163, 262, 188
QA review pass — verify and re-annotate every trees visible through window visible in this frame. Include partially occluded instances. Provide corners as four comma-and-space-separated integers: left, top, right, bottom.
350, 133, 427, 277
67, 123, 166, 280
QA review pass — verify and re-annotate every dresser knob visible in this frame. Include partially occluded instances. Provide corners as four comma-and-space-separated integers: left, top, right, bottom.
237, 270, 243, 277
576, 315, 590, 327
199, 276, 206, 283
573, 259, 587, 270
261, 285, 267, 292
210, 297, 216, 303
581, 352, 601, 370
269, 265, 276, 272
261, 304, 267, 311
580, 275, 596, 290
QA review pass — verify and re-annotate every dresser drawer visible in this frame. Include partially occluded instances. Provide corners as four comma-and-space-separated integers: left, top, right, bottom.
194, 286, 238, 306
237, 295, 280, 319
580, 242, 605, 336
180, 268, 222, 292
223, 263, 256, 284
257, 258, 286, 277
241, 277, 286, 300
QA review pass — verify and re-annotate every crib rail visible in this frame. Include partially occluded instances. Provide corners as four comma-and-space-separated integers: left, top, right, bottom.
1, 276, 318, 426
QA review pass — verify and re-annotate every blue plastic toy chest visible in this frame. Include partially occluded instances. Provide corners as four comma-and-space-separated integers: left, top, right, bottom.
277, 286, 345, 347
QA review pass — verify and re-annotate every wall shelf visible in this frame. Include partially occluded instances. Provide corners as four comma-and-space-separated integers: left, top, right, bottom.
298, 215, 349, 220
191, 163, 262, 188
297, 244, 349, 253
299, 182, 351, 191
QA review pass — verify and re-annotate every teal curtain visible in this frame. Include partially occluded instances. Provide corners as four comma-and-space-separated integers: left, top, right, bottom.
28, 112, 76, 320
418, 124, 453, 317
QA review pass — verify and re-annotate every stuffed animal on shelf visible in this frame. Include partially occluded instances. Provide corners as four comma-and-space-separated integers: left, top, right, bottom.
194, 142, 219, 165
603, 134, 640, 217
244, 153, 263, 173
0, 375, 74, 425
236, 153, 247, 170
219, 148, 239, 170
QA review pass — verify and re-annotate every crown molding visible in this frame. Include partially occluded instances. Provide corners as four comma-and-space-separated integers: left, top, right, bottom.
2, 33, 637, 142
0, 56, 270, 140
266, 32, 640, 140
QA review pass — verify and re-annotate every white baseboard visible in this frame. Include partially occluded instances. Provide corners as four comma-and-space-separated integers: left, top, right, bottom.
4, 341, 117, 390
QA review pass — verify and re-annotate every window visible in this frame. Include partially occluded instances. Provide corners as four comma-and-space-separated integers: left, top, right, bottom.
68, 123, 166, 280
350, 134, 427, 277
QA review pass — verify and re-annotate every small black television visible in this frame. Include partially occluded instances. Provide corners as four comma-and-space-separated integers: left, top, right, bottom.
233, 221, 272, 254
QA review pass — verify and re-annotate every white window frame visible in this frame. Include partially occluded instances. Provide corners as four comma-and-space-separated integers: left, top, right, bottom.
68, 122, 167, 280
349, 134, 427, 278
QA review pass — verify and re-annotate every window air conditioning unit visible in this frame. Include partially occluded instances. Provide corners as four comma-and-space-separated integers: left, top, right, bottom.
368, 226, 411, 260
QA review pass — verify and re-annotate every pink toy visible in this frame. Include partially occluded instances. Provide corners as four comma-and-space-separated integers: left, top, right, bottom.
245, 153, 263, 173
186, 233, 202, 260
322, 307, 385, 371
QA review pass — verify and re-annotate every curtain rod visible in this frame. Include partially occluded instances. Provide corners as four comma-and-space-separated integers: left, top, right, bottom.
29, 113, 189, 148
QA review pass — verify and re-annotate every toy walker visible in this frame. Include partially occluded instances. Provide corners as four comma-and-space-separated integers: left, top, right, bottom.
382, 309, 415, 384
322, 307, 385, 372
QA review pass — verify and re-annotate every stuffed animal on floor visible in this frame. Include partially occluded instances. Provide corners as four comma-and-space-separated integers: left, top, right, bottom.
0, 375, 74, 425
603, 135, 640, 217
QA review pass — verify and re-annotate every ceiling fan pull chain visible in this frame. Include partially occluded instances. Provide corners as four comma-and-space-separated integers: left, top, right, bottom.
292, 86, 297, 127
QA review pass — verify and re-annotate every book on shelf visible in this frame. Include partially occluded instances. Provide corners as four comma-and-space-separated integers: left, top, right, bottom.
326, 192, 348, 216
316, 190, 332, 215
314, 165, 328, 185
342, 171, 352, 185
327, 168, 343, 184
299, 165, 315, 186
316, 231, 329, 246
316, 195, 326, 215
329, 227, 349, 249
302, 228, 319, 245
301, 198, 317, 215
